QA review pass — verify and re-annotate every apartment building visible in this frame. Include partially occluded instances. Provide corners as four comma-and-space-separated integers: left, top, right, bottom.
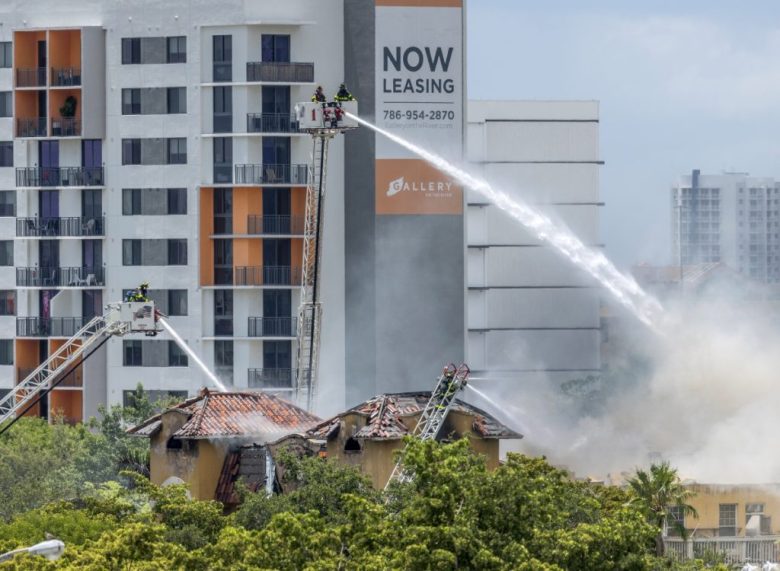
466, 101, 602, 386
671, 170, 780, 283
0, 0, 467, 421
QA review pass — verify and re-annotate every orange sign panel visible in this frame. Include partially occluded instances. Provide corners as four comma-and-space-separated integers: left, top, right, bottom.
376, 158, 462, 215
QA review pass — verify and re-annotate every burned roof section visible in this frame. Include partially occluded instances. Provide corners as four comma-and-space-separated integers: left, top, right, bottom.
308, 392, 522, 441
128, 389, 321, 441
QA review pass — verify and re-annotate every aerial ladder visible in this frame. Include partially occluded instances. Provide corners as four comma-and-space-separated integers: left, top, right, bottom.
0, 301, 161, 434
293, 98, 358, 412
385, 363, 471, 489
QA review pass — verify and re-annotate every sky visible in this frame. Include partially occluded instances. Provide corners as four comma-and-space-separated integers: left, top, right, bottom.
467, 1, 780, 268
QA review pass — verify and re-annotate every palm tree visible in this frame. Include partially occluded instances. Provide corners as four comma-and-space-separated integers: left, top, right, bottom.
626, 461, 698, 556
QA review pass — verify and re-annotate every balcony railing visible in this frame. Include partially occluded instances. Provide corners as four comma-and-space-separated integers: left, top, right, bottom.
17, 216, 104, 238
246, 113, 301, 134
247, 215, 304, 235
234, 164, 308, 185
665, 536, 780, 565
232, 265, 301, 286
248, 368, 301, 390
17, 117, 47, 138
246, 62, 314, 83
17, 316, 86, 337
17, 266, 105, 288
51, 67, 81, 87
16, 68, 46, 87
16, 167, 104, 187
51, 117, 81, 137
248, 316, 297, 337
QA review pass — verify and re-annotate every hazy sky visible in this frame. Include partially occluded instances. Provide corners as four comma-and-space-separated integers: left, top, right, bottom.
467, 1, 780, 268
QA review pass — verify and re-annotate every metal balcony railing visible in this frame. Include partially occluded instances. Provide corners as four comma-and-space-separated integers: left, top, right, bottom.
51, 117, 81, 137
246, 62, 314, 83
17, 117, 47, 138
246, 113, 301, 134
248, 316, 297, 337
16, 167, 104, 187
17, 317, 86, 337
233, 265, 301, 286
16, 266, 105, 288
234, 164, 308, 185
51, 67, 81, 87
247, 215, 304, 235
16, 68, 46, 87
248, 368, 301, 390
16, 216, 104, 238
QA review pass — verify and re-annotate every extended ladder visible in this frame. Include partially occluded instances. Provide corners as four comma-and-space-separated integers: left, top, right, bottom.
0, 313, 129, 427
295, 134, 333, 411
385, 363, 471, 489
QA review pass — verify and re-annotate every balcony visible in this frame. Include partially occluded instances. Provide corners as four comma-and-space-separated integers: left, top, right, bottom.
17, 316, 86, 337
234, 164, 308, 186
245, 62, 314, 83
51, 117, 81, 137
51, 67, 81, 87
17, 266, 105, 288
17, 118, 47, 138
16, 68, 46, 88
16, 167, 104, 187
246, 113, 301, 134
248, 317, 297, 338
18, 366, 82, 387
248, 368, 302, 390
17, 216, 104, 238
247, 215, 304, 236
665, 536, 780, 565
230, 265, 301, 287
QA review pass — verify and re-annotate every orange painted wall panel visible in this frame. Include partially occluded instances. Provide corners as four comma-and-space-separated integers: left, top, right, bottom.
200, 188, 214, 285
49, 30, 81, 70
15, 91, 39, 120
13, 31, 45, 69
291, 238, 303, 271
49, 88, 81, 121
50, 390, 83, 424
232, 187, 262, 235
291, 187, 306, 217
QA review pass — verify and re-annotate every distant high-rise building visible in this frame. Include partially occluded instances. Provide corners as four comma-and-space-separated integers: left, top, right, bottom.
671, 170, 780, 283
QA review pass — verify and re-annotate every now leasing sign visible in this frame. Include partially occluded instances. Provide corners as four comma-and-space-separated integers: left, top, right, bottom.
374, 0, 464, 215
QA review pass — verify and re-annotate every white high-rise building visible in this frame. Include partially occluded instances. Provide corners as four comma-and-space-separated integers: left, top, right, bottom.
671, 170, 780, 283
466, 101, 602, 386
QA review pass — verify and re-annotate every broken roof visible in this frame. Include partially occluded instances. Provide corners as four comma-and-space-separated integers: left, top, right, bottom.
128, 389, 321, 440
308, 392, 522, 441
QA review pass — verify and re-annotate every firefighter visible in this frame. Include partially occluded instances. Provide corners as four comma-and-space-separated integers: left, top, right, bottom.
126, 282, 150, 302
334, 83, 355, 102
311, 85, 326, 103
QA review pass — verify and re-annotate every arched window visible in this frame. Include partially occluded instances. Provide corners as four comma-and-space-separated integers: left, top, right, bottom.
167, 436, 183, 450
344, 437, 361, 454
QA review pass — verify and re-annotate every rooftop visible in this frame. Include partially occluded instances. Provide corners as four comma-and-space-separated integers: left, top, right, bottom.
309, 391, 522, 441
128, 389, 321, 441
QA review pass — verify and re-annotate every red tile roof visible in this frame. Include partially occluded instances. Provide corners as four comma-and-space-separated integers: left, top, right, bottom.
308, 392, 522, 441
128, 389, 321, 440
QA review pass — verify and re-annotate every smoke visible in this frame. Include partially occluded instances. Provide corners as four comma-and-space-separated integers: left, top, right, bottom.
471, 285, 780, 484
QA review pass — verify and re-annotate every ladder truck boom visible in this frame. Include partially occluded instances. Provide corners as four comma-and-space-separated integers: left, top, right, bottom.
385, 363, 470, 489
0, 301, 161, 431
293, 98, 358, 411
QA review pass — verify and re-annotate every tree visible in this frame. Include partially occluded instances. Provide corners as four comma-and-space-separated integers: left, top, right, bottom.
626, 461, 698, 556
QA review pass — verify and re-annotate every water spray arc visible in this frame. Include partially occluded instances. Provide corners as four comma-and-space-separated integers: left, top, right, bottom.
345, 112, 663, 329
158, 317, 228, 393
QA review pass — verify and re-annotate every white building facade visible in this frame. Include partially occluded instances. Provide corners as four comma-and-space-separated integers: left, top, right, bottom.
672, 170, 780, 283
466, 101, 602, 386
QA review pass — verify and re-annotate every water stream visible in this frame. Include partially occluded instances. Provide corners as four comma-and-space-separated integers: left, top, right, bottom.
346, 112, 664, 329
158, 317, 229, 393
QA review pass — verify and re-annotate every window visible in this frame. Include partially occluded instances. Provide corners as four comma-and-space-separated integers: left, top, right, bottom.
666, 506, 684, 537
261, 35, 290, 63
0, 191, 15, 216
167, 188, 187, 214
214, 289, 233, 336
213, 138, 232, 183
344, 437, 362, 454
212, 35, 232, 82
214, 239, 233, 285
0, 241, 12, 266
0, 92, 11, 118
719, 504, 737, 537
0, 142, 12, 167
168, 342, 188, 367
122, 389, 187, 408
122, 240, 142, 265
123, 340, 142, 366
0, 291, 14, 316
123, 340, 188, 367
166, 87, 186, 114
214, 340, 233, 382
213, 189, 233, 234
213, 86, 232, 133
166, 138, 186, 164
166, 36, 186, 63
122, 139, 141, 165
121, 88, 141, 115
746, 503, 772, 535
0, 340, 12, 365
0, 43, 11, 68
121, 38, 141, 64
167, 239, 187, 265
167, 290, 187, 316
